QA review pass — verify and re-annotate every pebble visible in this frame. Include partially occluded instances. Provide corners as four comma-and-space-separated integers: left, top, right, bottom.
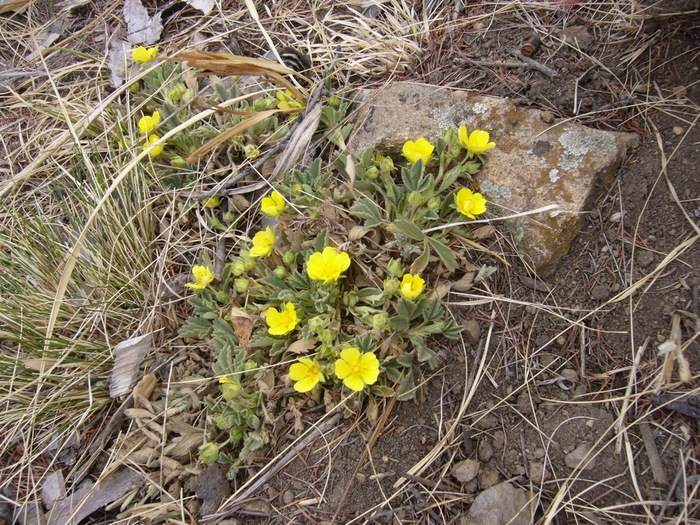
478, 469, 500, 489
561, 368, 578, 381
565, 443, 596, 470
460, 482, 532, 525
636, 250, 655, 267
462, 318, 481, 345
672, 126, 685, 136
452, 458, 480, 483
534, 333, 550, 348
473, 414, 498, 430
283, 490, 294, 505
590, 284, 610, 301
492, 430, 506, 450
529, 461, 550, 482
478, 440, 494, 462
556, 336, 566, 346
541, 111, 555, 123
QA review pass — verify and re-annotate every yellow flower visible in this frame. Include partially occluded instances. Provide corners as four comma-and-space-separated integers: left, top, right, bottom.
138, 111, 161, 135
458, 126, 496, 155
145, 134, 164, 157
334, 348, 380, 392
276, 89, 304, 110
131, 45, 159, 63
265, 302, 297, 336
250, 227, 276, 258
289, 358, 324, 392
402, 138, 434, 164
185, 265, 214, 291
454, 188, 487, 219
261, 190, 286, 217
306, 247, 351, 284
400, 273, 425, 300
218, 376, 241, 400
202, 195, 220, 209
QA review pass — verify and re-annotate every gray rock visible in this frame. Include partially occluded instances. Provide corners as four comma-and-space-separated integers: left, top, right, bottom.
452, 458, 480, 483
460, 482, 532, 525
349, 82, 638, 275
565, 443, 597, 470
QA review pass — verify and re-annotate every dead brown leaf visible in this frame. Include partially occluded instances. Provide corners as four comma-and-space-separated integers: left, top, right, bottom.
230, 307, 257, 348
287, 338, 317, 354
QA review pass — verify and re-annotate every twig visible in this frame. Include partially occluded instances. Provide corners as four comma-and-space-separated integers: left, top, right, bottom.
638, 419, 668, 485
457, 51, 558, 78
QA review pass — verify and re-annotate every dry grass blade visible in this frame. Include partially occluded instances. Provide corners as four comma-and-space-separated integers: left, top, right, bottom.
167, 50, 309, 100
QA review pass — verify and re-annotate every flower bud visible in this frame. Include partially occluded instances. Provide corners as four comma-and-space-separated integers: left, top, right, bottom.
223, 211, 236, 224
253, 97, 268, 111
220, 378, 241, 400
326, 94, 340, 109
167, 83, 187, 103
387, 259, 404, 278
343, 291, 359, 308
243, 255, 256, 271
273, 266, 287, 279
244, 144, 260, 160
170, 155, 187, 168
216, 290, 230, 303
229, 427, 244, 444
291, 184, 303, 195
372, 312, 389, 331
234, 278, 249, 293
230, 260, 246, 276
282, 251, 296, 266
198, 442, 220, 463
317, 330, 334, 345
243, 360, 257, 372
427, 196, 441, 210
384, 277, 400, 294
364, 166, 379, 180
407, 191, 424, 207
202, 195, 220, 209
379, 156, 394, 174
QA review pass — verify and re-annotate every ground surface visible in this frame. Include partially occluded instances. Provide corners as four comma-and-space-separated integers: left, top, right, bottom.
1, 1, 699, 524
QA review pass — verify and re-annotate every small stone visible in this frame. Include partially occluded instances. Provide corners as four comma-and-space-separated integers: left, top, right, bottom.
672, 126, 684, 136
636, 250, 655, 267
556, 336, 566, 346
529, 461, 550, 482
478, 440, 494, 462
590, 284, 610, 301
473, 414, 498, 430
565, 443, 596, 470
561, 368, 578, 381
534, 333, 550, 348
283, 490, 294, 505
478, 468, 500, 489
462, 318, 481, 345
492, 430, 506, 450
452, 459, 480, 483
533, 447, 546, 459
540, 354, 556, 367
461, 482, 532, 525
541, 111, 555, 123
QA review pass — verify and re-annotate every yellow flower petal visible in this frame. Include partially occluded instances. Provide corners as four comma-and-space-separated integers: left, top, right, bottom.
306, 247, 351, 284
454, 188, 487, 219
145, 134, 164, 157
137, 111, 161, 135
184, 265, 214, 291
334, 347, 379, 391
400, 273, 425, 300
266, 302, 297, 335
250, 227, 276, 258
131, 45, 159, 63
261, 190, 286, 217
402, 137, 434, 164
458, 126, 496, 155
289, 358, 324, 392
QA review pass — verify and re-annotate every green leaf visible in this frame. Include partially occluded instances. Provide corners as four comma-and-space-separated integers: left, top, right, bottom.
389, 316, 410, 331
397, 368, 416, 401
396, 354, 414, 368
387, 219, 425, 242
411, 239, 431, 274
350, 198, 384, 228
413, 337, 438, 369
396, 297, 419, 320
475, 265, 497, 283
426, 237, 458, 271
313, 229, 329, 252
178, 317, 213, 339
